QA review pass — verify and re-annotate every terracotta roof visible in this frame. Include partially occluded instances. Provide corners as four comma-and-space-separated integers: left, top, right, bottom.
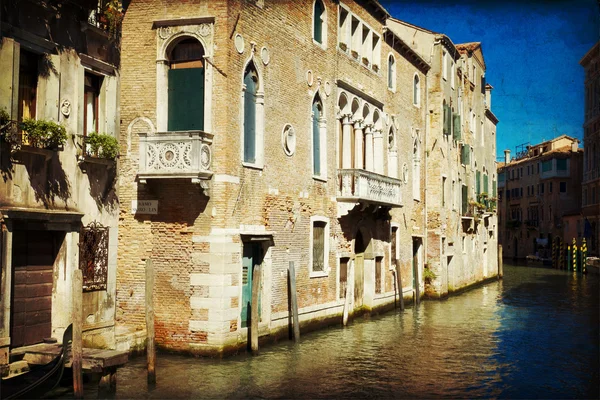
455, 42, 481, 54
497, 145, 582, 170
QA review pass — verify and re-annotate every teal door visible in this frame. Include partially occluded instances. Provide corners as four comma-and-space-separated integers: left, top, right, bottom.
241, 243, 262, 328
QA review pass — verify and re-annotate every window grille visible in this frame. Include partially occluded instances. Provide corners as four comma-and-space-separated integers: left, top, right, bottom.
79, 221, 109, 291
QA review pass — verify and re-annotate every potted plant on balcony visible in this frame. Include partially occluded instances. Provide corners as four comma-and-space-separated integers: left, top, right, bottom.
99, 0, 123, 39
20, 118, 67, 150
86, 132, 119, 159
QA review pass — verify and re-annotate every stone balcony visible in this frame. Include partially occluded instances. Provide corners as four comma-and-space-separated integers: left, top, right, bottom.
337, 169, 402, 207
138, 130, 213, 185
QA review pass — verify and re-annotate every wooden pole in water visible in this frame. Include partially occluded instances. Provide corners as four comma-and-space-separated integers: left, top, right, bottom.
342, 260, 353, 326
498, 244, 503, 279
72, 269, 83, 399
288, 261, 300, 342
395, 260, 404, 311
250, 263, 261, 355
146, 259, 156, 384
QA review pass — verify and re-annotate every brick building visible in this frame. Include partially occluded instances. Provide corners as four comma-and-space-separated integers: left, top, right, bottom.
116, 0, 498, 355
580, 42, 599, 256
497, 136, 583, 259
0, 0, 121, 372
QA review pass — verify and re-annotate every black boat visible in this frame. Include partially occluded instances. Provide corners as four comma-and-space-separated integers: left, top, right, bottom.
1, 324, 73, 400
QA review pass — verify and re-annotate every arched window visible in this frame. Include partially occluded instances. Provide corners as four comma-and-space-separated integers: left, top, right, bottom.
168, 38, 205, 131
413, 135, 420, 200
388, 54, 396, 90
243, 63, 259, 163
312, 95, 322, 175
413, 74, 420, 105
313, 0, 326, 45
387, 126, 398, 179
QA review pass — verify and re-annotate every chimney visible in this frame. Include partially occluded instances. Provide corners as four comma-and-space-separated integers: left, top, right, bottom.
485, 84, 493, 109
571, 140, 578, 152
504, 149, 511, 164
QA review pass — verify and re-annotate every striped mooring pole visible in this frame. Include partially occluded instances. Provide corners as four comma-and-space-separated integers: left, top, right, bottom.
572, 238, 578, 273
582, 238, 587, 274
560, 240, 565, 270
567, 244, 572, 271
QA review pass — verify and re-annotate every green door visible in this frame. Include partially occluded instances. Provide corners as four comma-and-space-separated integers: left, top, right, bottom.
241, 243, 262, 328
168, 67, 204, 131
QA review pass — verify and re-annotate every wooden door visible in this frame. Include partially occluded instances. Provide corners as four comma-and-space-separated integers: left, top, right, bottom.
11, 230, 60, 347
241, 243, 262, 328
354, 254, 364, 307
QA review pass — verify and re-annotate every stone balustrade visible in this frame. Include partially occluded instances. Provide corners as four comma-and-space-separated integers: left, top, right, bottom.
138, 130, 213, 184
337, 168, 402, 207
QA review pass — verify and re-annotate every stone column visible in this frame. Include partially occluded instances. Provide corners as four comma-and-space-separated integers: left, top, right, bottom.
354, 120, 364, 169
342, 115, 353, 169
373, 129, 384, 174
365, 125, 374, 172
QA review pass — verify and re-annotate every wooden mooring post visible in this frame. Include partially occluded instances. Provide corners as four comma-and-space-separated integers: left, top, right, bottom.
288, 261, 300, 342
498, 244, 503, 279
395, 260, 404, 311
342, 260, 354, 326
250, 264, 261, 355
72, 269, 83, 399
146, 259, 156, 384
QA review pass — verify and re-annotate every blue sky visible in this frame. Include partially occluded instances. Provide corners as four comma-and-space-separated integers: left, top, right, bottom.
381, 0, 599, 160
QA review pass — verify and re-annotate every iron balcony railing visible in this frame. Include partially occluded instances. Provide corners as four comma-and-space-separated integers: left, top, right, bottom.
138, 130, 213, 184
337, 169, 402, 207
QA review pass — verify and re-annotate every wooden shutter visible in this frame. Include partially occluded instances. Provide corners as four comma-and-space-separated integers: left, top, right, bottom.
167, 67, 204, 131
483, 174, 489, 195
452, 113, 461, 140
313, 221, 326, 272
243, 69, 257, 163
313, 101, 321, 175
476, 170, 481, 195
462, 185, 468, 214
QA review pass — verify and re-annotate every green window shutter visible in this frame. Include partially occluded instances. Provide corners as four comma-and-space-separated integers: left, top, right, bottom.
483, 174, 489, 194
443, 104, 450, 135
167, 67, 204, 131
312, 101, 321, 175
461, 145, 470, 164
476, 170, 481, 195
243, 69, 257, 163
453, 113, 461, 140
462, 185, 468, 214
314, 0, 324, 44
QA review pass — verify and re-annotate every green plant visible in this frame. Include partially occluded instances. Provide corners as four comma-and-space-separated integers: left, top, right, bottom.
21, 118, 67, 148
423, 267, 437, 284
101, 0, 124, 40
86, 132, 119, 159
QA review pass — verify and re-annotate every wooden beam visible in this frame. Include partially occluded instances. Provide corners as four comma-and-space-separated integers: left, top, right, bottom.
250, 263, 261, 355
288, 261, 300, 342
146, 259, 156, 384
395, 260, 405, 311
72, 269, 83, 399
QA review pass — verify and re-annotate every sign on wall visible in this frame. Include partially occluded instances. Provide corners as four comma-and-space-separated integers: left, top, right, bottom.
131, 200, 158, 215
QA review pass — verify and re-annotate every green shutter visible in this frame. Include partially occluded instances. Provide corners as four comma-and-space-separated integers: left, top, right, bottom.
492, 180, 497, 197
443, 104, 451, 135
243, 69, 257, 163
452, 113, 461, 140
241, 243, 262, 328
483, 174, 489, 195
462, 185, 468, 214
314, 0, 323, 44
167, 67, 204, 131
312, 102, 321, 175
461, 145, 470, 165
476, 170, 481, 195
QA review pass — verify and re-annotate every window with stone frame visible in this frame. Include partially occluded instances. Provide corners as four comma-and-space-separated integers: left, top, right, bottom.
79, 222, 109, 291
310, 216, 329, 276
243, 63, 259, 163
388, 54, 396, 90
313, 0, 326, 46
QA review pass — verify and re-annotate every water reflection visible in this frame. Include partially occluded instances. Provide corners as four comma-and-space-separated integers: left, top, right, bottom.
56, 264, 598, 399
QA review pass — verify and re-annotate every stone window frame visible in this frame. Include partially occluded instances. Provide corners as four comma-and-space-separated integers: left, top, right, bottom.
387, 53, 396, 91
153, 19, 214, 134
312, 0, 328, 49
338, 2, 381, 72
240, 53, 266, 169
311, 91, 328, 181
389, 223, 400, 271
412, 131, 421, 201
442, 49, 448, 81
413, 73, 420, 107
309, 215, 330, 278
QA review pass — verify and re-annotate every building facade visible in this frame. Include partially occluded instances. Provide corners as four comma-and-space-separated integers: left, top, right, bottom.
116, 0, 498, 355
381, 22, 499, 298
497, 136, 583, 259
580, 42, 599, 256
0, 0, 121, 372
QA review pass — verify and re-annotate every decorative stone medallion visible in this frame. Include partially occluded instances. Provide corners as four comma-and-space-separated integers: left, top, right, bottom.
306, 70, 313, 87
60, 99, 71, 117
260, 46, 270, 65
282, 124, 296, 156
198, 24, 211, 37
158, 26, 172, 40
324, 81, 331, 96
234, 33, 245, 54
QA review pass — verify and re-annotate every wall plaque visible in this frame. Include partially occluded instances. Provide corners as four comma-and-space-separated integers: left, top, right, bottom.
132, 200, 158, 214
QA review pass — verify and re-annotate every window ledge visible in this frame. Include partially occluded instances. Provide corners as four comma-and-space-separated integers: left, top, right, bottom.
242, 161, 264, 170
313, 175, 327, 182
310, 270, 329, 278
312, 39, 327, 50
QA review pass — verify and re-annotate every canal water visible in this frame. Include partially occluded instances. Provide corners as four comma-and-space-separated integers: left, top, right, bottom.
62, 264, 599, 399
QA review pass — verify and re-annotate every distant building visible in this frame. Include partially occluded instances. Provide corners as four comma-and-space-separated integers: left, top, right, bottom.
497, 136, 583, 259
580, 42, 599, 256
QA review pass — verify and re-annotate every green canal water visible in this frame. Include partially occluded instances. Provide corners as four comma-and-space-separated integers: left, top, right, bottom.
58, 264, 599, 399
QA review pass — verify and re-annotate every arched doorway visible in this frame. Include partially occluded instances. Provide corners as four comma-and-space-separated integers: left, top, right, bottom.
354, 231, 366, 307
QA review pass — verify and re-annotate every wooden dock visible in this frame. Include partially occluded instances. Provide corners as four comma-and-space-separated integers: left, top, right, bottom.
10, 343, 128, 394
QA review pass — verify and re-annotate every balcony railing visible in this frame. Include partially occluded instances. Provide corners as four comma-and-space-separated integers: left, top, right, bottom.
138, 130, 213, 184
337, 169, 402, 207
583, 166, 600, 182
